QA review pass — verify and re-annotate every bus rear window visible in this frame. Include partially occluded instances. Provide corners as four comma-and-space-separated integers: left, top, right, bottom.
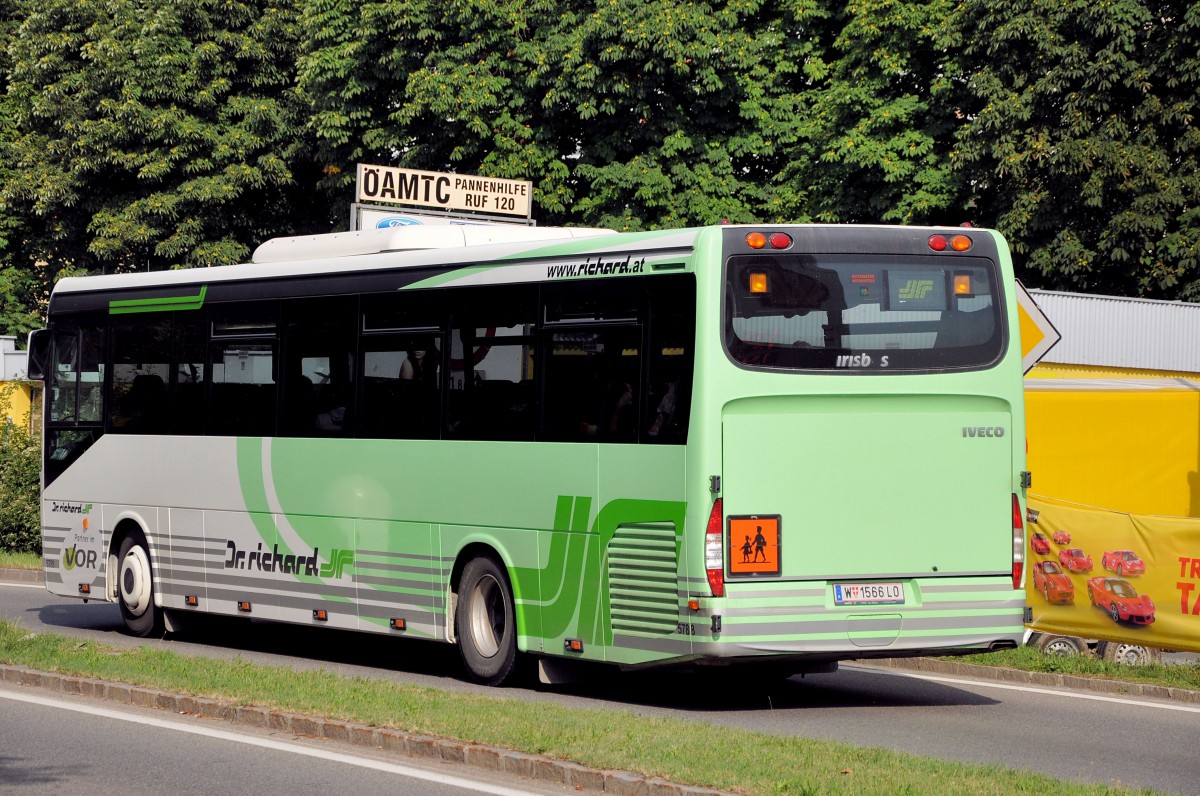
724, 254, 1003, 371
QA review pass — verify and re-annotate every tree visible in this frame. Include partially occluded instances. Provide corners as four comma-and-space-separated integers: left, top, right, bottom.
2, 0, 332, 279
787, 0, 967, 225
954, 0, 1200, 298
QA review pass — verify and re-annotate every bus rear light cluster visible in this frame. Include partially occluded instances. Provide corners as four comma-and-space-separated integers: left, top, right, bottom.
1012, 494, 1025, 590
706, 499, 725, 597
745, 232, 793, 250
929, 234, 973, 252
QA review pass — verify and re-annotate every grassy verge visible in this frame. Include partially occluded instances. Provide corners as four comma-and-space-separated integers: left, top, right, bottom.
955, 646, 1200, 691
0, 550, 40, 570
0, 620, 1158, 796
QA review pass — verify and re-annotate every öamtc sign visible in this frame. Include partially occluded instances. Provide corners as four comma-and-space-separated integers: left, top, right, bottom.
356, 164, 531, 218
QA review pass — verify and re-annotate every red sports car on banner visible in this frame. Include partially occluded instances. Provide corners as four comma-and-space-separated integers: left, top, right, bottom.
1058, 547, 1093, 573
1088, 577, 1155, 625
1032, 561, 1074, 604
1031, 532, 1051, 555
1052, 530, 1071, 545
1101, 549, 1146, 577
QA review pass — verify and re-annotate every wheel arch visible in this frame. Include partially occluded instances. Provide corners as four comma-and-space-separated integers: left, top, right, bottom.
105, 513, 155, 604
449, 541, 531, 651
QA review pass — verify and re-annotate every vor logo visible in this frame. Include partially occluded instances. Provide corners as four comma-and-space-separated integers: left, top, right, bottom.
62, 545, 98, 570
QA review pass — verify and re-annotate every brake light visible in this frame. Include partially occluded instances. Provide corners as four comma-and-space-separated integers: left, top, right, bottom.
1012, 493, 1025, 590
705, 499, 724, 597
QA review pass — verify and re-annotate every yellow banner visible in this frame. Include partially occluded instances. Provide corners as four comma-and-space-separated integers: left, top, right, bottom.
1026, 496, 1200, 653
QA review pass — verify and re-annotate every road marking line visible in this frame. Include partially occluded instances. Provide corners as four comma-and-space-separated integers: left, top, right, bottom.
0, 688, 537, 796
848, 665, 1200, 713
0, 582, 47, 589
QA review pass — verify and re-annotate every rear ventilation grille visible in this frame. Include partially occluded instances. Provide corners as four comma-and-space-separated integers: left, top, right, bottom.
608, 522, 679, 636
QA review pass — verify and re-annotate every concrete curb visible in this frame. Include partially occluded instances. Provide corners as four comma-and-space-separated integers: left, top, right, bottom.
0, 566, 42, 584
0, 664, 728, 796
854, 657, 1200, 704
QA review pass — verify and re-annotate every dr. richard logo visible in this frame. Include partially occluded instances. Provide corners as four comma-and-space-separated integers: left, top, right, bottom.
224, 540, 354, 578
52, 502, 92, 515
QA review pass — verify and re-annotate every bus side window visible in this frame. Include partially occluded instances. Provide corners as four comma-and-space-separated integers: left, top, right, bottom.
645, 277, 696, 444
447, 286, 537, 441
280, 297, 356, 438
209, 307, 278, 437
109, 316, 171, 434
360, 336, 442, 439
173, 314, 208, 435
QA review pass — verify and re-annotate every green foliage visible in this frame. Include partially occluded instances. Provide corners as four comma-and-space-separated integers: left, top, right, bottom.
1, 0, 334, 281
789, 0, 967, 225
955, 0, 1200, 296
0, 385, 40, 554
0, 0, 1197, 312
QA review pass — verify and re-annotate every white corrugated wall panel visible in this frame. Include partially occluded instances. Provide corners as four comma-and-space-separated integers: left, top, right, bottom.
1030, 290, 1200, 372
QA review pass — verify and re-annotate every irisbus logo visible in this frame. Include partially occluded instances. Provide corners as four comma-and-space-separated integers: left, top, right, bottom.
835, 354, 890, 368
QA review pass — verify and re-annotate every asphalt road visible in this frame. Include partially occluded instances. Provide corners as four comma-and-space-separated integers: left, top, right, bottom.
2, 581, 1197, 794
0, 683, 569, 796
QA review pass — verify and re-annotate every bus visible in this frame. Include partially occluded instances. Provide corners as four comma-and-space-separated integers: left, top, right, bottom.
29, 223, 1028, 685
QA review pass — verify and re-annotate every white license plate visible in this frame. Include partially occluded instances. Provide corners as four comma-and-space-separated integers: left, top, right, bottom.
834, 582, 904, 606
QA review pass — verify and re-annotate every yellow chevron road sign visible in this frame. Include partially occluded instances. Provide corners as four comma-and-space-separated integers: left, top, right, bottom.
1016, 280, 1061, 374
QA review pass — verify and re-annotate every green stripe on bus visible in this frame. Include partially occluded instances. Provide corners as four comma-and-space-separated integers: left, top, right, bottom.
109, 285, 207, 314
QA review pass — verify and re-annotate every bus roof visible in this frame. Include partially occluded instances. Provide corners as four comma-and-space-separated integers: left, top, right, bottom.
251, 224, 616, 263
49, 226, 700, 301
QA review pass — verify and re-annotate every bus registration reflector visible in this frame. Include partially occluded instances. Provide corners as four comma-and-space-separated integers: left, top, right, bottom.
834, 582, 904, 606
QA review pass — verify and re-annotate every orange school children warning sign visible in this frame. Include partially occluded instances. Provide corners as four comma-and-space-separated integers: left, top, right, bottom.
729, 516, 781, 576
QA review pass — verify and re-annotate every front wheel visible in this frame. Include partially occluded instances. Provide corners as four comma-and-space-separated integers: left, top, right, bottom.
455, 556, 517, 686
117, 532, 161, 637
1110, 603, 1121, 623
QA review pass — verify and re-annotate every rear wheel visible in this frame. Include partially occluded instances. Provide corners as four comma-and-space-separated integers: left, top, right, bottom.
1097, 641, 1161, 666
117, 532, 161, 637
455, 556, 517, 686
1036, 634, 1087, 657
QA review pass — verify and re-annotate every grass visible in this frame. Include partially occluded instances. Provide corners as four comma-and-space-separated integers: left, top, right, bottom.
955, 646, 1200, 691
0, 619, 1162, 796
0, 550, 40, 570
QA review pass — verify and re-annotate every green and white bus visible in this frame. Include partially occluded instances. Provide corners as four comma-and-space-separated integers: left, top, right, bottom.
30, 223, 1028, 685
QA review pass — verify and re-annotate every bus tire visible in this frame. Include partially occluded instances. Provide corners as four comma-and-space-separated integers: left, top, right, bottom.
455, 556, 517, 686
117, 532, 161, 637
1097, 641, 1161, 666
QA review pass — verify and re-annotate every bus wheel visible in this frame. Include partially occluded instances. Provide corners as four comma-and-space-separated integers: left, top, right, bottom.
455, 557, 517, 686
117, 532, 161, 637
1097, 641, 1161, 666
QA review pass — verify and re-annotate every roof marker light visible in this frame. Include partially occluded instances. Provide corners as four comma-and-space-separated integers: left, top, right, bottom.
928, 235, 948, 251
951, 234, 973, 252
768, 232, 792, 249
746, 232, 767, 249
